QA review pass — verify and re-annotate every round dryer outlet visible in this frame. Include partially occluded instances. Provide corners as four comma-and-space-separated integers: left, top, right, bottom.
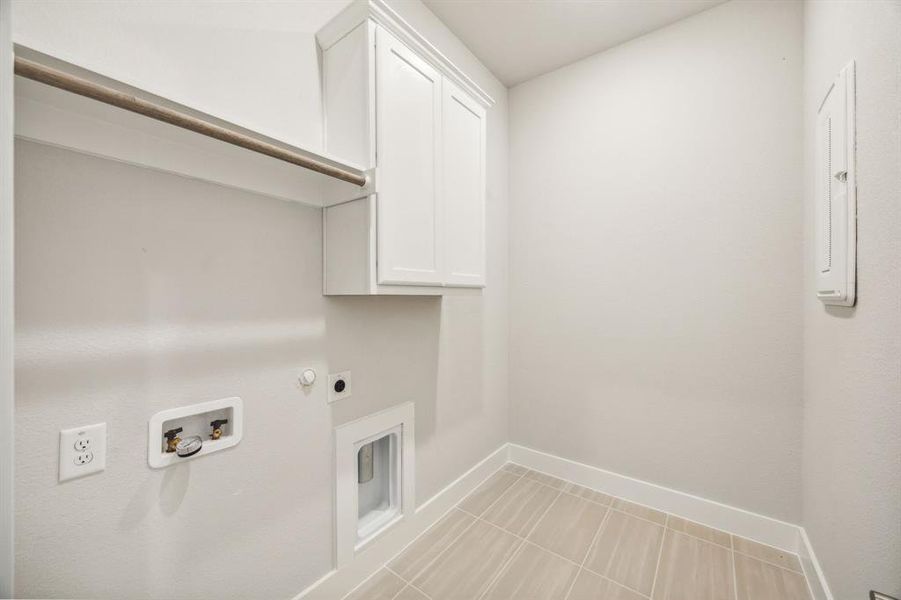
328, 371, 352, 403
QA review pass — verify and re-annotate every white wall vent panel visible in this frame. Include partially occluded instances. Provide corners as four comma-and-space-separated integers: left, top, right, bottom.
815, 61, 856, 306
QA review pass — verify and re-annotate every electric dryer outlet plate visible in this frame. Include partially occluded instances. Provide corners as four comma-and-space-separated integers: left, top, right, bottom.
328, 371, 352, 403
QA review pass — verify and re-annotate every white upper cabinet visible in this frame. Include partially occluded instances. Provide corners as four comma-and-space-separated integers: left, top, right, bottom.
442, 79, 487, 287
317, 0, 493, 295
375, 28, 443, 286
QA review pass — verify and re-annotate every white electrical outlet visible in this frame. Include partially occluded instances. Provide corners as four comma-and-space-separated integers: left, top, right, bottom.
328, 371, 352, 403
59, 422, 107, 482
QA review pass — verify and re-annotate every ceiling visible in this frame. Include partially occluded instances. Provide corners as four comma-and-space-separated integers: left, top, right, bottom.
422, 0, 725, 87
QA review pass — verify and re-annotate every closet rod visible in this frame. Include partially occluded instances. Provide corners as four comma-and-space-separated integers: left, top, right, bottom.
13, 56, 368, 187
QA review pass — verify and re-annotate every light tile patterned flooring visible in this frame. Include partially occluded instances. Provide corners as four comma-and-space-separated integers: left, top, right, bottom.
345, 463, 813, 600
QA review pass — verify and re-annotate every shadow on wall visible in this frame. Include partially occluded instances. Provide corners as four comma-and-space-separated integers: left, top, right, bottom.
327, 294, 491, 432
823, 304, 855, 319
325, 293, 490, 500
325, 296, 445, 440
14, 141, 338, 598
13, 140, 497, 598
15, 317, 327, 399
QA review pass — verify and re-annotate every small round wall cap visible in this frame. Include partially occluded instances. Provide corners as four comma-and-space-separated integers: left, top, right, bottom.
300, 368, 316, 387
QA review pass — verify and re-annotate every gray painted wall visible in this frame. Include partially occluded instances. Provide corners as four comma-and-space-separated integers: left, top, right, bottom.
509, 0, 805, 522
802, 2, 901, 598
0, 0, 14, 594
12, 1, 509, 597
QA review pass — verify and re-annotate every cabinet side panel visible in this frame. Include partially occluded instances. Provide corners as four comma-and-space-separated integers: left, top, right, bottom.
324, 197, 375, 295
323, 22, 372, 168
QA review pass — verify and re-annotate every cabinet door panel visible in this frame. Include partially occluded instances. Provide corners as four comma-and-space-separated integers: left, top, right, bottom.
375, 28, 442, 285
442, 80, 486, 287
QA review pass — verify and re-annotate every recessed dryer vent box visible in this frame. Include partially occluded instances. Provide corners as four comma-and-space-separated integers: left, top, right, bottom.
148, 397, 243, 468
334, 402, 414, 567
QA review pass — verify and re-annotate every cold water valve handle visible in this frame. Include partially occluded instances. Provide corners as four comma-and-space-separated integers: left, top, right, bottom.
210, 419, 228, 440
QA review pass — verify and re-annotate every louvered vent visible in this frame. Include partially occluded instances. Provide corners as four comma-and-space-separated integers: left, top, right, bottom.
815, 60, 856, 306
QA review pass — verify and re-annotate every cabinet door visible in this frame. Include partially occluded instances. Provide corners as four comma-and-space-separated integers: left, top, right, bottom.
442, 79, 486, 287
375, 27, 443, 286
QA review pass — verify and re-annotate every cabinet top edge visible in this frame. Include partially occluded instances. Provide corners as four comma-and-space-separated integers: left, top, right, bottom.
316, 0, 496, 109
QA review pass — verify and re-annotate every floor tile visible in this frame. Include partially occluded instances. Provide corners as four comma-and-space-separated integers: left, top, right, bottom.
585, 509, 665, 596
501, 463, 529, 476
525, 469, 569, 490
734, 553, 812, 600
567, 569, 647, 600
732, 536, 803, 572
352, 470, 820, 600
394, 586, 429, 600
458, 470, 521, 517
521, 469, 613, 505
344, 569, 406, 600
666, 515, 731, 548
482, 477, 559, 536
652, 530, 734, 600
412, 519, 521, 600
482, 542, 579, 599
528, 492, 608, 562
560, 482, 614, 506
389, 508, 475, 580
611, 498, 667, 525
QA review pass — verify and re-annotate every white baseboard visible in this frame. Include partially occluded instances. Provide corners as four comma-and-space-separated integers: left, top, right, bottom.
295, 442, 833, 600
796, 527, 834, 600
509, 444, 799, 550
295, 443, 509, 600
509, 444, 833, 600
